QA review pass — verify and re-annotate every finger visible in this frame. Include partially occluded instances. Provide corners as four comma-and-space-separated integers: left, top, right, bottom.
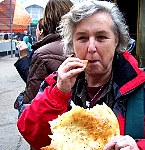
58, 61, 84, 74
115, 140, 128, 150
103, 141, 116, 150
115, 140, 134, 150
65, 67, 84, 78
116, 136, 136, 149
120, 146, 131, 150
60, 57, 82, 67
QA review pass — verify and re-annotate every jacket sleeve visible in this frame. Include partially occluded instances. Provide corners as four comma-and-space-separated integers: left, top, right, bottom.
23, 52, 49, 104
17, 85, 72, 150
14, 56, 30, 83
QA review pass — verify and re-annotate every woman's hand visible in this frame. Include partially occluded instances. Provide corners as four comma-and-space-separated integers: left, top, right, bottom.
57, 57, 84, 93
103, 135, 139, 150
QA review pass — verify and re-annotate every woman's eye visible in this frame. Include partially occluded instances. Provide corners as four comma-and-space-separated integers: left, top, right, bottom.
97, 36, 107, 41
77, 37, 88, 42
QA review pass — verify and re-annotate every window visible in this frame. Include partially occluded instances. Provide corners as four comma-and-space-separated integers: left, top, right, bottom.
26, 5, 44, 22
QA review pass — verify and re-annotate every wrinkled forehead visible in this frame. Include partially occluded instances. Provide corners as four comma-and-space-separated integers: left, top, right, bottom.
73, 12, 114, 34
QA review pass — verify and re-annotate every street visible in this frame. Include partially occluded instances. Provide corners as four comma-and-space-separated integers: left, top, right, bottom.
0, 55, 29, 150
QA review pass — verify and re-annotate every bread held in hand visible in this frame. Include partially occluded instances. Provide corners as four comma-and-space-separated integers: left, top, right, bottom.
41, 103, 120, 150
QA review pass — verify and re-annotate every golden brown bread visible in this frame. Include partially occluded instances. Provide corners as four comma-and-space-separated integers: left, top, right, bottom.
41, 103, 120, 150
41, 146, 55, 150
82, 60, 88, 69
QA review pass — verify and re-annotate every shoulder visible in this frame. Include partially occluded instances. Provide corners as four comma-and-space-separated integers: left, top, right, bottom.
36, 40, 63, 55
32, 41, 65, 63
30, 41, 65, 69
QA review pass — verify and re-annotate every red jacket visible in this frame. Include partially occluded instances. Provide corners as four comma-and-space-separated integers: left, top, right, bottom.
17, 52, 145, 150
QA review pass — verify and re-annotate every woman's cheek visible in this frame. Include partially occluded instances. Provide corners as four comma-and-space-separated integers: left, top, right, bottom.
74, 47, 86, 59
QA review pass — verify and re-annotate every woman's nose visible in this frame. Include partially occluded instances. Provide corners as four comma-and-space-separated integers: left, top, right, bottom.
88, 38, 96, 53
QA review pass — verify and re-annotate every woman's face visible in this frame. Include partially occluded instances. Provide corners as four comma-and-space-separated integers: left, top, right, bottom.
72, 12, 118, 76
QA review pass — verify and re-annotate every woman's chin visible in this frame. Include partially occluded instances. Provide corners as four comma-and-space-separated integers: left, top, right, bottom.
85, 68, 101, 76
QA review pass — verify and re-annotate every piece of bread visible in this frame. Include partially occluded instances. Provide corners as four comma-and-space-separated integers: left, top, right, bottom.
82, 60, 88, 69
41, 103, 120, 150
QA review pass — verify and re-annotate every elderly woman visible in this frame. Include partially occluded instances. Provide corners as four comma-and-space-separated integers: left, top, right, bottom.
17, 0, 145, 150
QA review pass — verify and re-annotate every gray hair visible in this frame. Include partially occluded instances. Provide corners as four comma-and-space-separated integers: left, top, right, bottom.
58, 0, 130, 55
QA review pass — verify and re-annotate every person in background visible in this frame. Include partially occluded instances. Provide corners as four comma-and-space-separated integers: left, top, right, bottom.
29, 18, 45, 60
3, 33, 9, 40
14, 35, 22, 58
14, 0, 73, 113
20, 0, 73, 106
14, 18, 45, 83
22, 35, 32, 57
17, 0, 145, 150
35, 18, 44, 42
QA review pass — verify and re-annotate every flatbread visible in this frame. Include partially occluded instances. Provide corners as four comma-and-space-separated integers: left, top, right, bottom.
82, 60, 88, 69
41, 103, 120, 150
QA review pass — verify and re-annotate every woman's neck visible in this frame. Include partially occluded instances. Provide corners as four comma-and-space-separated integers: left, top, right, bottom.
85, 71, 111, 87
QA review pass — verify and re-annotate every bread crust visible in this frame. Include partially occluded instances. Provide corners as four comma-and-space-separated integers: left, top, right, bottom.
41, 103, 120, 150
82, 60, 88, 69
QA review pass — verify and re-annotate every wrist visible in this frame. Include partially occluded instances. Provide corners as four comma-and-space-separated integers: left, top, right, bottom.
56, 84, 71, 94
51, 85, 72, 106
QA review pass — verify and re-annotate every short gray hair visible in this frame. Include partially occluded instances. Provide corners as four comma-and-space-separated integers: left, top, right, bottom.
58, 0, 130, 55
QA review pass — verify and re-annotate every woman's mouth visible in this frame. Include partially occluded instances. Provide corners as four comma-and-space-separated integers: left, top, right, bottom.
88, 60, 97, 63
